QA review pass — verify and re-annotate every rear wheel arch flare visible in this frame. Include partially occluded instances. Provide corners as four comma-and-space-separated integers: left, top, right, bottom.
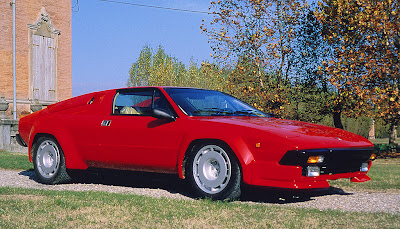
32, 132, 88, 170
32, 133, 59, 148
30, 133, 60, 162
32, 136, 71, 184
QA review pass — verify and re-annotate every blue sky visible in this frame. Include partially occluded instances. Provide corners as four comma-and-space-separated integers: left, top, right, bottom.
72, 0, 214, 96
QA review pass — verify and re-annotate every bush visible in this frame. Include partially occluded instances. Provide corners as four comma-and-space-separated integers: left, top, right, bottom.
342, 116, 372, 138
374, 119, 391, 139
374, 144, 400, 158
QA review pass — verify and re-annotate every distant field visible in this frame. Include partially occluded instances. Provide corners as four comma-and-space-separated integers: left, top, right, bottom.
370, 138, 400, 144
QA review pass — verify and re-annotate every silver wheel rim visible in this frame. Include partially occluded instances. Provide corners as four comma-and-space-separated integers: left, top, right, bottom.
36, 140, 60, 179
192, 145, 232, 194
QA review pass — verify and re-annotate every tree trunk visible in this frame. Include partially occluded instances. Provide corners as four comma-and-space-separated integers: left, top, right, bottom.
333, 111, 344, 129
256, 61, 264, 88
389, 123, 397, 145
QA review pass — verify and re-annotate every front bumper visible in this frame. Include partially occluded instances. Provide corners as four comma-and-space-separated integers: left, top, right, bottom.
279, 147, 375, 176
247, 147, 375, 189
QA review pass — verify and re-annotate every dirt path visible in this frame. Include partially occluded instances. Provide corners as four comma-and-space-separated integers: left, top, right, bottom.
1, 168, 399, 214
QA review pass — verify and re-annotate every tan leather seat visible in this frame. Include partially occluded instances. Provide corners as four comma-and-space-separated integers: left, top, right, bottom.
120, 106, 139, 114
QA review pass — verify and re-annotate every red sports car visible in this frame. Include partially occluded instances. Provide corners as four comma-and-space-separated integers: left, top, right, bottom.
17, 87, 376, 200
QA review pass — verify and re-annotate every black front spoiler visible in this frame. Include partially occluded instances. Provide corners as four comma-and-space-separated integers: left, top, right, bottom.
16, 134, 27, 147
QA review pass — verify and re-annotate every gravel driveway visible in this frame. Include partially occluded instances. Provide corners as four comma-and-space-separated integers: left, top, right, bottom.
1, 168, 399, 214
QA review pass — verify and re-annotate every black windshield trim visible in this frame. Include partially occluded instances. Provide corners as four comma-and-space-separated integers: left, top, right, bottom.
164, 88, 270, 117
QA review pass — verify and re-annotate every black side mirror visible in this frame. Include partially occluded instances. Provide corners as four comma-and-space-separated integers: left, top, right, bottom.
152, 108, 176, 121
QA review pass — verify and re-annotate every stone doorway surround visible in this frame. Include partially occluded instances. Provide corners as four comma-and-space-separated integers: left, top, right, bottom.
28, 7, 60, 105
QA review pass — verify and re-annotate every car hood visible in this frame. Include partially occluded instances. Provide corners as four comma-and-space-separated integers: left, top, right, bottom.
198, 116, 373, 149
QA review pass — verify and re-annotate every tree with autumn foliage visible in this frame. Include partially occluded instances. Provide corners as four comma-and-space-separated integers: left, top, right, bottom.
317, 0, 400, 143
288, 5, 335, 123
201, 0, 308, 115
225, 56, 290, 116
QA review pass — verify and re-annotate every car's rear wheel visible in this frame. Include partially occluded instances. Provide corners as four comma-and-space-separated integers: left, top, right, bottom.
32, 137, 71, 184
187, 144, 241, 200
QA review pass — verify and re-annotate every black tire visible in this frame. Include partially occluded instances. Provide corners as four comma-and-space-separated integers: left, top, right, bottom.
32, 137, 71, 184
186, 143, 241, 200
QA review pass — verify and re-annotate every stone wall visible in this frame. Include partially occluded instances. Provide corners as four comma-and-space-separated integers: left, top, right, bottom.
0, 119, 27, 153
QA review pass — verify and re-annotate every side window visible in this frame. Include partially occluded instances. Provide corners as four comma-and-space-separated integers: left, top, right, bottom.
113, 90, 174, 116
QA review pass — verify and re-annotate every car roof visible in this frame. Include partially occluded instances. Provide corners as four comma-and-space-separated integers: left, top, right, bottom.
115, 86, 212, 91
120, 86, 200, 89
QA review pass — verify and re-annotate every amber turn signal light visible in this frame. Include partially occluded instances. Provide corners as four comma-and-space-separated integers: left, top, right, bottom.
307, 155, 324, 164
370, 153, 377, 160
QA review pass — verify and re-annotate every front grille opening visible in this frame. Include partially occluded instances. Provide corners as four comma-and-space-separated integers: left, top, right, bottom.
282, 148, 374, 176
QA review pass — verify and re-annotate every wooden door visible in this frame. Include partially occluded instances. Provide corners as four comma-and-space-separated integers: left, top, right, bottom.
32, 35, 56, 102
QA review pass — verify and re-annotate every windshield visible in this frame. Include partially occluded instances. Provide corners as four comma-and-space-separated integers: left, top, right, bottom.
164, 88, 270, 117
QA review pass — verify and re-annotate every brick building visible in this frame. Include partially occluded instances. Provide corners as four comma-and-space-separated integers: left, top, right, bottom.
0, 0, 72, 118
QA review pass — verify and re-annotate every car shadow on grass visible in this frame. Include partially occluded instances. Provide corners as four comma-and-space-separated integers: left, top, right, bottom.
19, 168, 353, 204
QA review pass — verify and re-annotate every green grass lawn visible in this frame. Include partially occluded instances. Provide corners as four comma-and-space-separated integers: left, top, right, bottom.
0, 150, 32, 170
0, 187, 399, 228
0, 150, 399, 227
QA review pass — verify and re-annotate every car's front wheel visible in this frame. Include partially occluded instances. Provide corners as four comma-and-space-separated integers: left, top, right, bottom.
187, 144, 241, 200
32, 137, 71, 184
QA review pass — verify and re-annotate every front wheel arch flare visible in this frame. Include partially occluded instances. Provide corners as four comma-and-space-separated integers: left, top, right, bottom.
182, 139, 242, 180
186, 142, 242, 200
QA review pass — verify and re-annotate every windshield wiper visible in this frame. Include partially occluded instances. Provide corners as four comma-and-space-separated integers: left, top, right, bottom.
194, 108, 270, 117
193, 108, 234, 115
234, 110, 264, 117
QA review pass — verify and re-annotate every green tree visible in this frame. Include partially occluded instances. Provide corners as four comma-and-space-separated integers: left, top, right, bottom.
127, 45, 152, 87
199, 61, 227, 91
128, 45, 186, 87
128, 45, 226, 90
